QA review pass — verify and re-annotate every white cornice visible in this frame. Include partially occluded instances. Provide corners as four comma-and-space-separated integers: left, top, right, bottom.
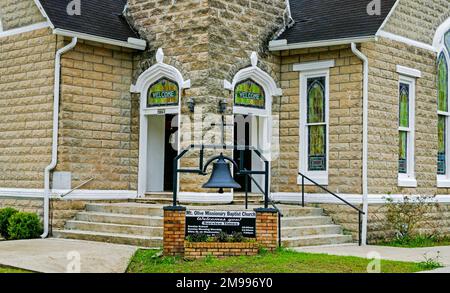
396, 65, 422, 78
377, 30, 437, 52
0, 22, 49, 38
269, 36, 376, 51
293, 60, 335, 72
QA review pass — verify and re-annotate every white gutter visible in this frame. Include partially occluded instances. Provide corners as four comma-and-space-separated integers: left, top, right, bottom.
41, 37, 78, 239
53, 28, 146, 51
269, 36, 376, 51
351, 43, 369, 245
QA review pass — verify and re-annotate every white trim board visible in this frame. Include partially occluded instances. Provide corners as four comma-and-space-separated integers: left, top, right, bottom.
0, 188, 137, 200
178, 192, 233, 204
293, 60, 335, 72
271, 193, 450, 204
377, 30, 437, 52
53, 29, 146, 51
269, 36, 376, 51
0, 22, 49, 38
396, 65, 422, 78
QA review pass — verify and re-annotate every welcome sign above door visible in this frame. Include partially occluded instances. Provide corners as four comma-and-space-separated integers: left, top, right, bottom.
234, 79, 266, 109
147, 77, 179, 108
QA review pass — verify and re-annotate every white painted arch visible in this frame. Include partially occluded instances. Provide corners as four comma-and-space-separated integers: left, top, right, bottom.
224, 52, 282, 117
433, 17, 450, 50
131, 48, 191, 197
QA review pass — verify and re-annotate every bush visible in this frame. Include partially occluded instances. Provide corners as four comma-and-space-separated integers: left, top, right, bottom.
186, 233, 209, 243
0, 208, 19, 238
384, 195, 438, 240
231, 232, 244, 243
215, 231, 230, 243
7, 212, 43, 240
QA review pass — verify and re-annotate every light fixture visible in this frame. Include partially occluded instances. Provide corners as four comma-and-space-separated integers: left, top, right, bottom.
186, 98, 195, 113
219, 100, 227, 114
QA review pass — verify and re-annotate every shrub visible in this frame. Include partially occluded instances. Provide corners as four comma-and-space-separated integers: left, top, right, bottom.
215, 231, 230, 243
186, 233, 209, 243
384, 195, 438, 240
7, 212, 43, 240
0, 207, 19, 238
231, 232, 244, 243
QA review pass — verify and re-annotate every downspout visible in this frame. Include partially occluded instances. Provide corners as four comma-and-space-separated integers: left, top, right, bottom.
351, 43, 369, 245
41, 37, 78, 238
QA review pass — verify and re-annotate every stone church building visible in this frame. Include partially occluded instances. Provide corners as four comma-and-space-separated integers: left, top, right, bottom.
0, 0, 450, 246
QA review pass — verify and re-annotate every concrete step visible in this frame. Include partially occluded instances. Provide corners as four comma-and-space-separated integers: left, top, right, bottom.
136, 198, 174, 205
278, 206, 324, 217
281, 216, 333, 227
76, 212, 163, 226
281, 225, 342, 238
53, 229, 162, 248
86, 203, 164, 216
65, 221, 163, 237
282, 234, 353, 247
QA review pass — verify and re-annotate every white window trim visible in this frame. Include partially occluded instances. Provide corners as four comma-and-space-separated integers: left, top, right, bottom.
298, 69, 330, 186
437, 45, 450, 188
398, 75, 417, 188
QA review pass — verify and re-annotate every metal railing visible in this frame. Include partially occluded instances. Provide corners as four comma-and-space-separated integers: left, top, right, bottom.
298, 172, 365, 246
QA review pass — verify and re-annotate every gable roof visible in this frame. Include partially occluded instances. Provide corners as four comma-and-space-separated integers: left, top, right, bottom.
270, 0, 398, 51
35, 0, 146, 50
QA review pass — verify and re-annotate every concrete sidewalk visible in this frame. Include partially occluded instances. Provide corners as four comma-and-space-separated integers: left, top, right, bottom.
294, 244, 450, 267
0, 238, 137, 273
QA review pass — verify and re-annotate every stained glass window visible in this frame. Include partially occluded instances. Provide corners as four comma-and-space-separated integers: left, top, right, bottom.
438, 52, 449, 175
307, 77, 326, 171
234, 79, 265, 109
147, 78, 179, 108
438, 115, 446, 175
399, 83, 409, 128
438, 54, 448, 112
399, 131, 408, 174
445, 31, 450, 53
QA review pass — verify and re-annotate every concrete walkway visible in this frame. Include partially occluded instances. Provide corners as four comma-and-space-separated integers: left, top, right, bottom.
294, 244, 450, 268
0, 238, 137, 273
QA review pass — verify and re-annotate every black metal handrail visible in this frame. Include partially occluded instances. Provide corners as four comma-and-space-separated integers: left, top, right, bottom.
244, 172, 283, 248
298, 172, 365, 246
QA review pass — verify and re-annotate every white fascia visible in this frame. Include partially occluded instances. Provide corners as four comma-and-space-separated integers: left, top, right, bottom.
53, 28, 146, 50
269, 36, 377, 51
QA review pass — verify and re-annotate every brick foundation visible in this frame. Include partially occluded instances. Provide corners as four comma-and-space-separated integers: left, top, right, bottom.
163, 206, 186, 256
255, 208, 279, 252
184, 242, 259, 260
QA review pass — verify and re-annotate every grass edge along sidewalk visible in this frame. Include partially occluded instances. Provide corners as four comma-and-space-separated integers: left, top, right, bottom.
127, 248, 440, 273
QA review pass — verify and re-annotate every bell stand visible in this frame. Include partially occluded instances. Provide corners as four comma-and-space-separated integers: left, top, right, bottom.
171, 144, 270, 209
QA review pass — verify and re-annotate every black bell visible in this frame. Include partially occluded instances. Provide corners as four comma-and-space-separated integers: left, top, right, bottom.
202, 154, 241, 194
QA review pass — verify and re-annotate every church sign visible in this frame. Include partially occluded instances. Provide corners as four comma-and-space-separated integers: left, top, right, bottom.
186, 210, 256, 238
234, 79, 265, 109
147, 78, 179, 107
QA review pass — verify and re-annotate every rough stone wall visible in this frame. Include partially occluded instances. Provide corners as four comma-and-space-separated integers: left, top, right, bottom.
127, 0, 286, 191
273, 45, 363, 194
58, 39, 137, 190
382, 0, 450, 45
0, 28, 56, 188
361, 38, 438, 195
0, 0, 45, 31
0, 197, 128, 230
318, 203, 450, 242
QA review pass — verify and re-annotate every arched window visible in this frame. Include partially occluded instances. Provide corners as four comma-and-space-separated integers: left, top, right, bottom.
438, 32, 450, 183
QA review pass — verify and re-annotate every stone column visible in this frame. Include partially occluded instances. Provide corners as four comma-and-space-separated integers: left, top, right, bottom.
255, 208, 279, 252
163, 206, 186, 256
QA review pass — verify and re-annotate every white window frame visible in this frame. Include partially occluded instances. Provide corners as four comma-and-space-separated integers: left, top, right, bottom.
398, 75, 417, 187
437, 48, 450, 187
298, 69, 330, 186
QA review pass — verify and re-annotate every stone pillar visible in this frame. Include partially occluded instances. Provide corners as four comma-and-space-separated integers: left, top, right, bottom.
255, 208, 279, 252
163, 206, 186, 256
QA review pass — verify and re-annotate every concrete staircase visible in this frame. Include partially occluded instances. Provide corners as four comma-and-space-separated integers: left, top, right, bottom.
53, 203, 164, 248
139, 192, 265, 205
278, 205, 353, 247
53, 202, 353, 248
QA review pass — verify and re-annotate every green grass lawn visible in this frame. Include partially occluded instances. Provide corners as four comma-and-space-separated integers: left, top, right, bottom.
0, 265, 30, 273
377, 236, 450, 248
127, 249, 434, 273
